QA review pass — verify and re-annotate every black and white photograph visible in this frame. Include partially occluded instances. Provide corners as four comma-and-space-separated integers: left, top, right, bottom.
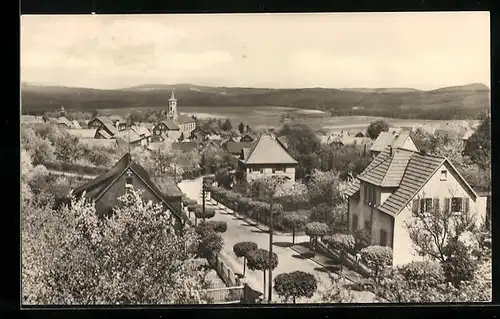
20, 12, 491, 305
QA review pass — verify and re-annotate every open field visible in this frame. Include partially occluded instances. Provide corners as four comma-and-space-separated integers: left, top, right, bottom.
98, 105, 477, 132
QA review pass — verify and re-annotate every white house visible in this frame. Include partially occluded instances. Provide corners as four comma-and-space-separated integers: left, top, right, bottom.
236, 134, 298, 183
370, 130, 419, 157
345, 146, 488, 266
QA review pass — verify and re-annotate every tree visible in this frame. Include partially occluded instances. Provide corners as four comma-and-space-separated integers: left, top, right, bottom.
245, 124, 251, 133
246, 249, 279, 298
309, 203, 340, 226
194, 207, 216, 225
221, 119, 233, 131
398, 261, 445, 287
360, 245, 393, 282
304, 222, 329, 252
197, 220, 227, 233
281, 212, 309, 245
238, 122, 245, 134
22, 188, 210, 304
307, 170, 345, 207
178, 132, 185, 142
441, 236, 477, 286
273, 271, 318, 304
353, 229, 371, 253
197, 231, 224, 260
321, 274, 354, 303
366, 120, 389, 139
463, 116, 491, 169
215, 168, 233, 189
322, 234, 355, 272
233, 241, 258, 277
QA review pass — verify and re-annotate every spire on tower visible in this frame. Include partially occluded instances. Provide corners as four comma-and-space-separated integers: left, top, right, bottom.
169, 87, 176, 100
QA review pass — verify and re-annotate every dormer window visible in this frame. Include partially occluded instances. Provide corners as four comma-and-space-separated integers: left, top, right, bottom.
440, 170, 447, 181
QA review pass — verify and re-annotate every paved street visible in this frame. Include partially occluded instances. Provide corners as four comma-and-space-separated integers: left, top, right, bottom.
179, 177, 375, 303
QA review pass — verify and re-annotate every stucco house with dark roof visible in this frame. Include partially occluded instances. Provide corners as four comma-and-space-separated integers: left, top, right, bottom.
345, 146, 488, 266
72, 153, 187, 229
236, 134, 298, 183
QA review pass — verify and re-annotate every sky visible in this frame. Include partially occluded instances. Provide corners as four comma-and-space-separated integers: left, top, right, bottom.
20, 12, 490, 90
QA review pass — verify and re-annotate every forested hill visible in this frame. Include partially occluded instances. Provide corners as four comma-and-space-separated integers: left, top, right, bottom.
21, 82, 490, 120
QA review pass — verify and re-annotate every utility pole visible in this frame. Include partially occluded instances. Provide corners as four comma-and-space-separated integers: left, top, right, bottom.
202, 183, 206, 216
268, 197, 274, 303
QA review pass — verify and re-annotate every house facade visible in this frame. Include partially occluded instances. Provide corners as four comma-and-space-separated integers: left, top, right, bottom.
346, 146, 488, 266
236, 134, 298, 183
72, 153, 186, 229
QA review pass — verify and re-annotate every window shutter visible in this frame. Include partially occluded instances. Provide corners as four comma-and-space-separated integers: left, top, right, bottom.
463, 197, 470, 213
412, 199, 419, 216
444, 198, 450, 213
419, 199, 425, 214
433, 198, 440, 213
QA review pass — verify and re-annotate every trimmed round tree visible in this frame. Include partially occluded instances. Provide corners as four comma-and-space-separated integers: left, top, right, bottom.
197, 220, 228, 234
322, 233, 355, 273
353, 229, 371, 253
198, 230, 224, 260
186, 204, 198, 219
360, 245, 393, 282
273, 271, 318, 304
304, 222, 330, 252
282, 212, 309, 245
194, 206, 216, 225
246, 248, 279, 297
233, 241, 258, 277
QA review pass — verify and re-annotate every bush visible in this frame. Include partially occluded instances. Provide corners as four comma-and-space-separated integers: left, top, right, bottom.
353, 229, 371, 252
360, 245, 393, 280
198, 220, 227, 233
274, 271, 318, 304
322, 233, 355, 272
398, 261, 445, 286
198, 231, 223, 259
442, 237, 477, 286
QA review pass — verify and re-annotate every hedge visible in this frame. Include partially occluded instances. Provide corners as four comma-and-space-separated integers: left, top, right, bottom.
41, 160, 108, 176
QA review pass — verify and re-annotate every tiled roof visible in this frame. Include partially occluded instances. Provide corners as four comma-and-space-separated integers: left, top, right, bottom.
241, 134, 298, 165
177, 114, 196, 124
114, 129, 143, 143
79, 138, 118, 149
277, 135, 289, 149
71, 120, 82, 129
132, 125, 152, 137
172, 141, 198, 152
345, 178, 361, 197
97, 129, 112, 139
370, 131, 396, 152
378, 152, 446, 216
57, 116, 73, 127
92, 117, 118, 136
225, 141, 254, 155
72, 153, 185, 223
358, 147, 414, 187
160, 119, 180, 130
67, 128, 97, 139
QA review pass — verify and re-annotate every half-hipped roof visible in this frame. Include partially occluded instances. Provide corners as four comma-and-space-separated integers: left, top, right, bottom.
346, 146, 478, 217
370, 130, 418, 153
240, 134, 298, 165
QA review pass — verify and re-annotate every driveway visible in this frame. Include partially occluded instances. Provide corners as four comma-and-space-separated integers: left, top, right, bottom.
179, 177, 375, 303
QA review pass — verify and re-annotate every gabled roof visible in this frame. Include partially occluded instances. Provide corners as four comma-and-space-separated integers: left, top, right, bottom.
172, 141, 198, 152
96, 128, 112, 139
67, 128, 97, 139
132, 125, 152, 137
240, 134, 298, 165
90, 117, 118, 136
177, 114, 196, 124
277, 135, 289, 149
57, 117, 73, 127
114, 129, 143, 143
72, 153, 185, 223
158, 120, 180, 130
349, 146, 479, 217
79, 138, 118, 149
358, 147, 414, 187
370, 130, 418, 153
71, 120, 82, 129
225, 141, 254, 155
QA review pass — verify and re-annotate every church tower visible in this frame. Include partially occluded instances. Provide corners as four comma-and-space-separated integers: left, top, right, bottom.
60, 105, 66, 117
168, 88, 178, 122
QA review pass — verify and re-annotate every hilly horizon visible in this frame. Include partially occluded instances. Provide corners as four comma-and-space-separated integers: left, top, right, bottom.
20, 82, 490, 120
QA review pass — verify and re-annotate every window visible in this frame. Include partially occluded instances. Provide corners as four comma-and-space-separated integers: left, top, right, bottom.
273, 166, 285, 173
451, 197, 463, 213
440, 170, 447, 181
126, 176, 133, 185
251, 168, 260, 172
352, 214, 358, 230
424, 198, 433, 212
380, 229, 388, 246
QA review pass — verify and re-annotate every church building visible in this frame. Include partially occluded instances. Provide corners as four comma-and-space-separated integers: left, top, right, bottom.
152, 89, 196, 141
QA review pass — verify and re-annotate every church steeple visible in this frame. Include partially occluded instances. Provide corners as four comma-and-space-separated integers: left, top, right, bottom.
168, 87, 178, 122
